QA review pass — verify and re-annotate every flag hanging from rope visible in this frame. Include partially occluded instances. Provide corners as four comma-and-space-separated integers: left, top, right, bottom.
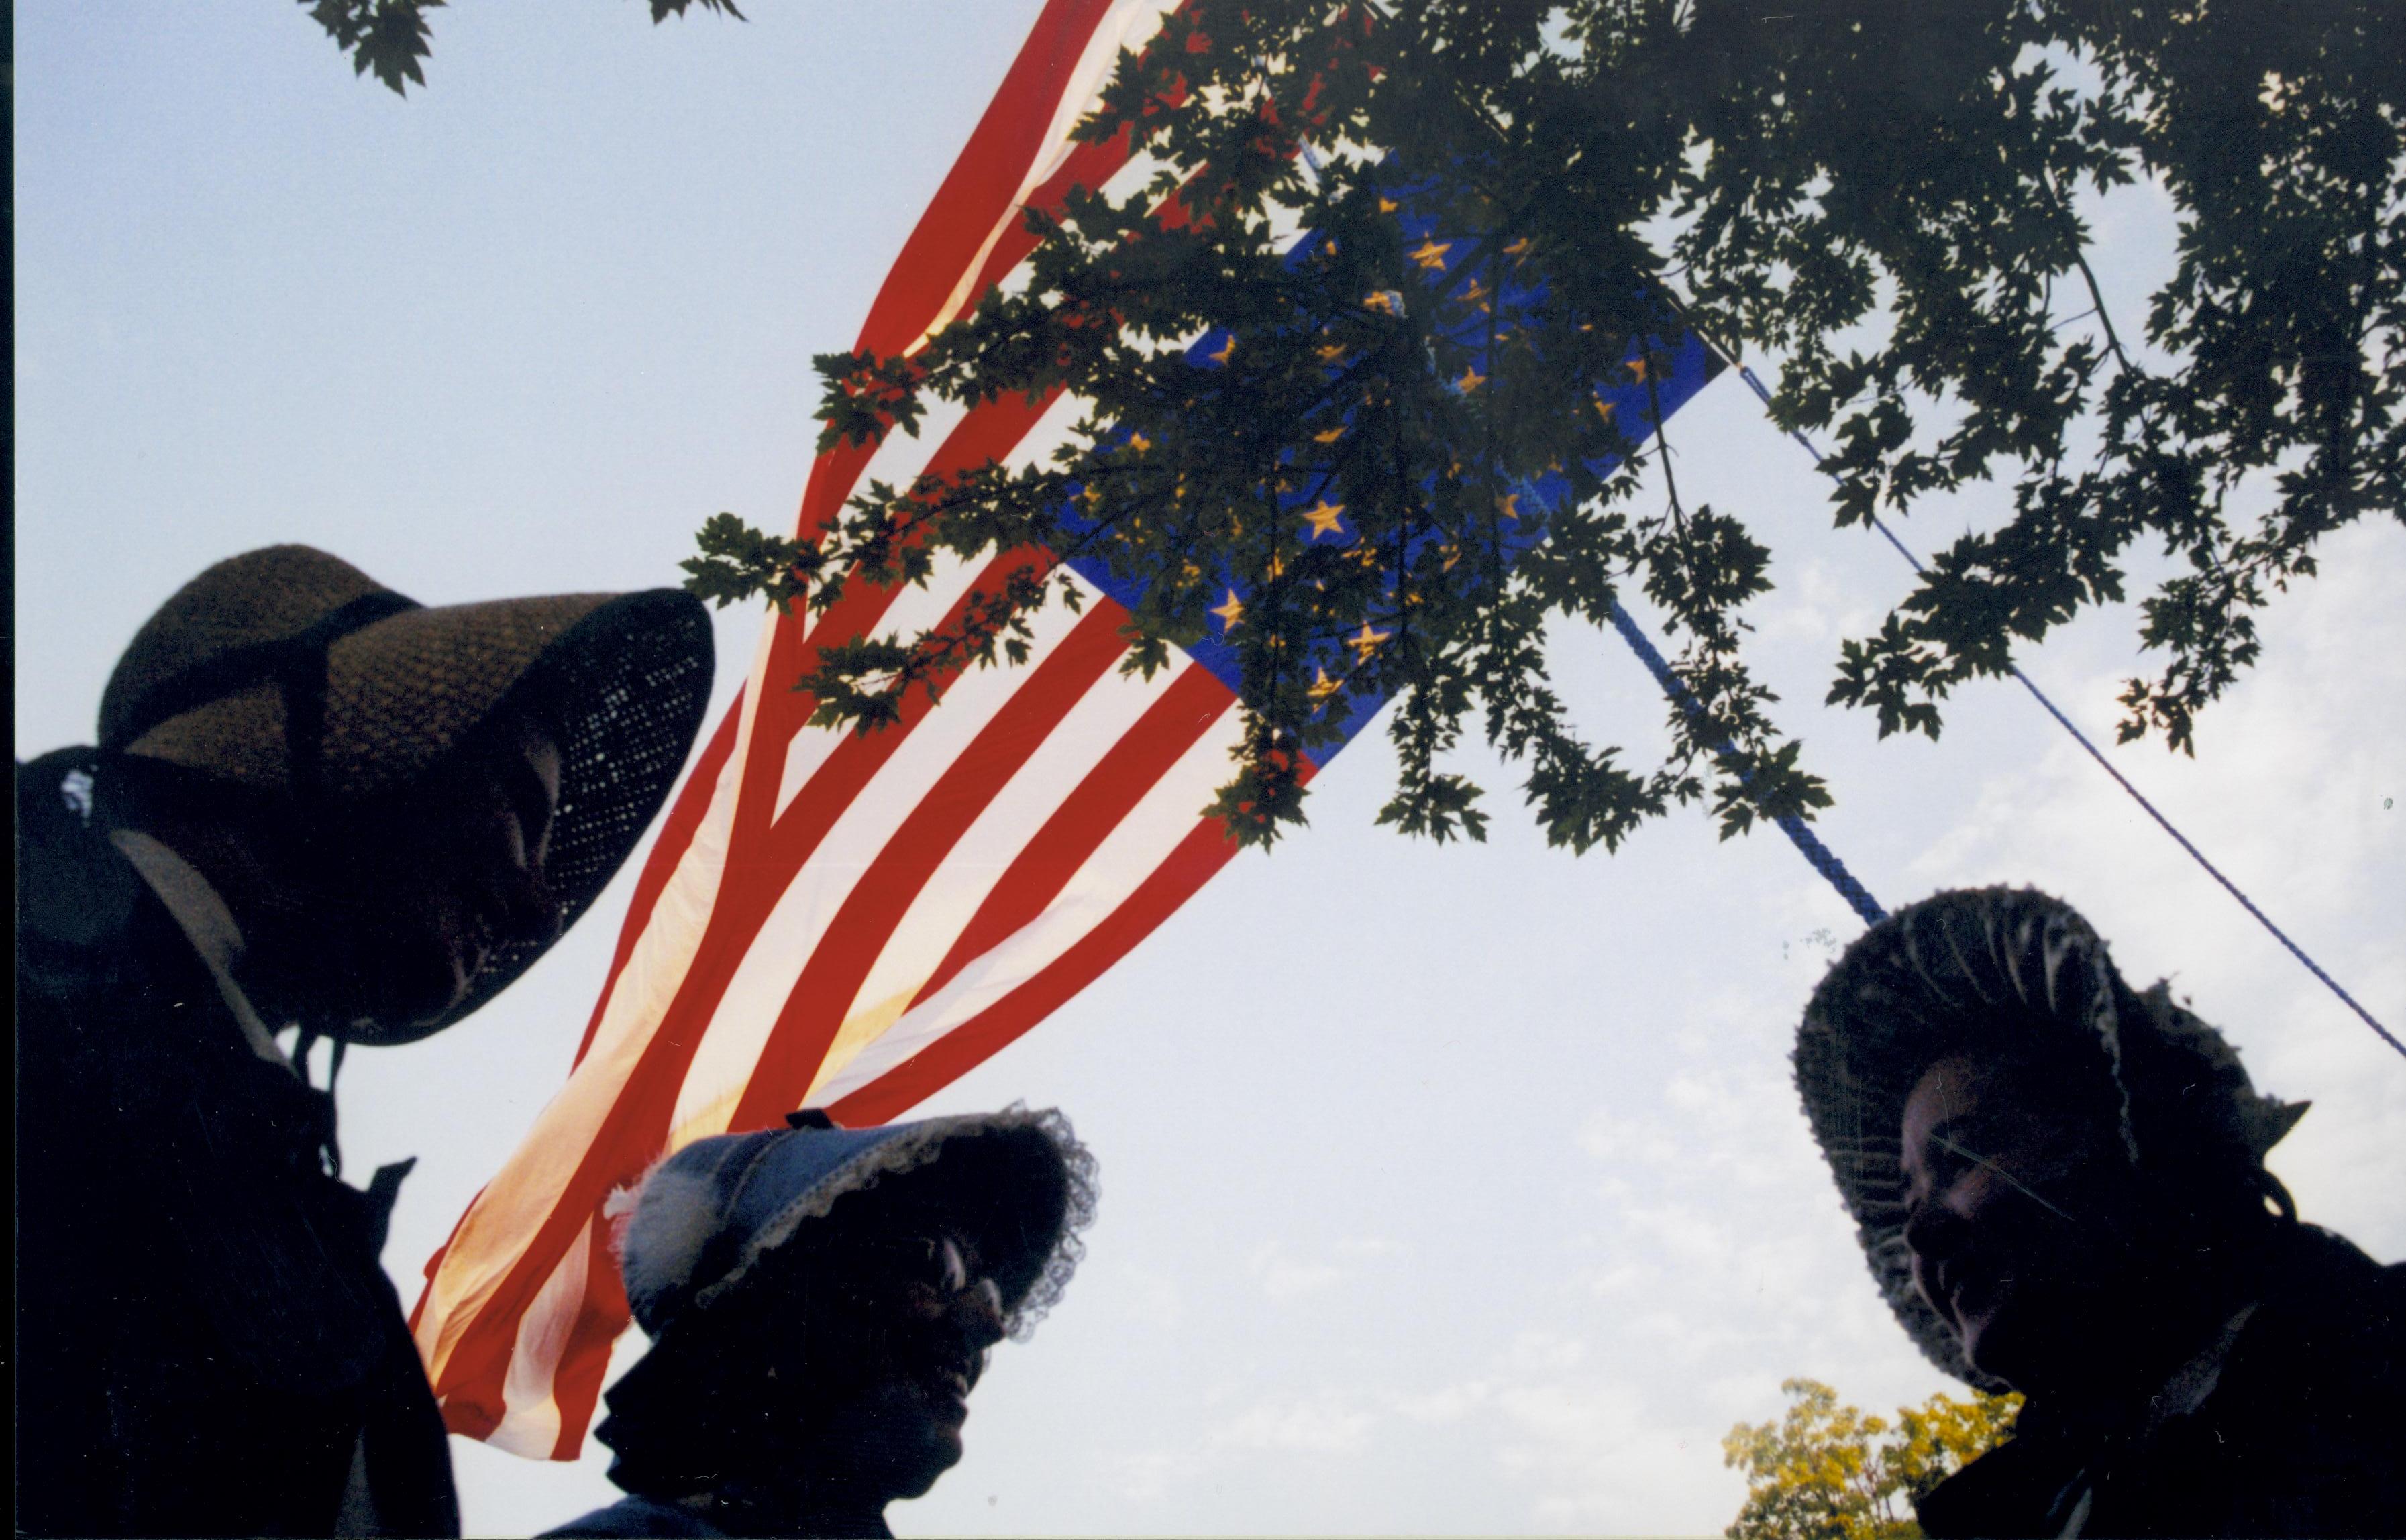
409, 0, 1717, 1459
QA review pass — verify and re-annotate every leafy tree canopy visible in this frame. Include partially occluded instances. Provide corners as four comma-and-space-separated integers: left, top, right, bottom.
301, 0, 743, 96
686, 0, 2402, 852
1722, 1377, 2023, 1540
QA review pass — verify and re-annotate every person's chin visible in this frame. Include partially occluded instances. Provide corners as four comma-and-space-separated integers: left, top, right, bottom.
1957, 1298, 2064, 1393
1956, 1314, 2006, 1380
896, 1391, 970, 1495
919, 1398, 969, 1472
1948, 1282, 2022, 1384
348, 933, 480, 1036
883, 1427, 963, 1502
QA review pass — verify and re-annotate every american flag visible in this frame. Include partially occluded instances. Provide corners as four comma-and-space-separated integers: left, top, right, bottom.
409, 0, 1716, 1458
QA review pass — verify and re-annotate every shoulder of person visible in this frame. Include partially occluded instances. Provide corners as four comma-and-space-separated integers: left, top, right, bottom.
17, 748, 146, 980
2244, 1225, 2406, 1368
1916, 1432, 2071, 1539
2185, 1225, 2406, 1534
539, 1494, 730, 1538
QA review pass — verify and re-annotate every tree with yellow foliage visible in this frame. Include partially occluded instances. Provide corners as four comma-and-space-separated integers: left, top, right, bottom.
1722, 1378, 2022, 1540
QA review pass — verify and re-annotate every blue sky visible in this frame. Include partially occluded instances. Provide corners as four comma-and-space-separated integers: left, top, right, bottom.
16, 6, 2404, 1535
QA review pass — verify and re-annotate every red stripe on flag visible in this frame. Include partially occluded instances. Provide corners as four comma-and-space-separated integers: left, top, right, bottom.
749, 384, 1069, 790
825, 789, 1284, 1128
725, 602, 1133, 1131
547, 1214, 633, 1462
912, 660, 1233, 1007
790, 435, 885, 566
854, 0, 1123, 359
958, 126, 1131, 309
954, 52, 1190, 307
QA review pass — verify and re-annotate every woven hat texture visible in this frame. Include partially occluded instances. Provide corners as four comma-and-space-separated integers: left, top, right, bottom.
99, 545, 716, 1040
1793, 886, 2306, 1388
618, 1109, 1098, 1343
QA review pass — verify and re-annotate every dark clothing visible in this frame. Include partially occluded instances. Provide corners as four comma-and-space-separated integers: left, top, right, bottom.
541, 1494, 739, 1538
1918, 1225, 2406, 1539
15, 749, 460, 1538
541, 1494, 893, 1539
550, 1343, 897, 1539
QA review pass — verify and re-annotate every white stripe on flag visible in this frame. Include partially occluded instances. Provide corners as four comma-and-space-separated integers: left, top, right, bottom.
484, 1213, 592, 1458
772, 395, 977, 820
809, 670, 1241, 1104
914, 0, 1182, 349
669, 567, 1096, 1147
414, 722, 744, 1382
813, 598, 1167, 1063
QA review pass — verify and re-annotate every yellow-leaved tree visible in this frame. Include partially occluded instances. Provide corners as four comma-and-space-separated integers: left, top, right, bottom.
1722, 1378, 2022, 1540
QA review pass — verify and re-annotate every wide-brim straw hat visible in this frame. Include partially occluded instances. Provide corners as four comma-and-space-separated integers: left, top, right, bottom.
97, 544, 715, 1042
617, 1107, 1098, 1343
1792, 886, 2307, 1389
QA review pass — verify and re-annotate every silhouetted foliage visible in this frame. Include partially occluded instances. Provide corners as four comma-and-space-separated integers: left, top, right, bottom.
301, 0, 743, 96
680, 1, 2401, 850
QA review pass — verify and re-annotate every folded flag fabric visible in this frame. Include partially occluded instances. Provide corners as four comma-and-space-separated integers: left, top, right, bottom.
408, 0, 1714, 1458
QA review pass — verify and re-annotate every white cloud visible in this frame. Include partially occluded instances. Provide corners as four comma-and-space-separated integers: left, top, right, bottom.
1110, 1446, 1210, 1504
1116, 1265, 1186, 1329
1396, 1380, 1495, 1423
1249, 1241, 1345, 1300
1215, 1392, 1377, 1455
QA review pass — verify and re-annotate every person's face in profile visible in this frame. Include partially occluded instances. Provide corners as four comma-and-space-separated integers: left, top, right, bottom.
1899, 1048, 2146, 1395
778, 1227, 1010, 1504
242, 708, 564, 1034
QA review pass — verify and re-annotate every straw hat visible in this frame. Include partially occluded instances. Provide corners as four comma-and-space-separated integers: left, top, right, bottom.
1792, 887, 2308, 1389
618, 1107, 1098, 1342
97, 545, 715, 1040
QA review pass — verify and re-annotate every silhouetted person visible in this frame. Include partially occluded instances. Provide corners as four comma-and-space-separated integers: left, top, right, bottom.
17, 547, 713, 1536
1796, 887, 2405, 1537
545, 1107, 1096, 1539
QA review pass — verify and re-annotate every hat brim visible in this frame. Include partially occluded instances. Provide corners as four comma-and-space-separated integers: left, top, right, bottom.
423, 590, 716, 1042
630, 1109, 1097, 1341
130, 586, 716, 1043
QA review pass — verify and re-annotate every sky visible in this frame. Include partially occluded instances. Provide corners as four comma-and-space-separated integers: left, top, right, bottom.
14, 6, 2405, 1536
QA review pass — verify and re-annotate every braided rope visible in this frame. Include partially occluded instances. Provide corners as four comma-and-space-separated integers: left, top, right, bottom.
1606, 602, 1887, 927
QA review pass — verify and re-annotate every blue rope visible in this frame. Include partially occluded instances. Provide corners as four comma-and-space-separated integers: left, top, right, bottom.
1694, 333, 2403, 1060
1607, 601, 1887, 927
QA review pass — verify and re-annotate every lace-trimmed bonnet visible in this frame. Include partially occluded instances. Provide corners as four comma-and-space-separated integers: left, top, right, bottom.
1793, 886, 2308, 1388
618, 1107, 1097, 1342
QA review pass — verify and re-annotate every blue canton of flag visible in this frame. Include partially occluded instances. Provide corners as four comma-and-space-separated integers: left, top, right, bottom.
1052, 179, 1720, 769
